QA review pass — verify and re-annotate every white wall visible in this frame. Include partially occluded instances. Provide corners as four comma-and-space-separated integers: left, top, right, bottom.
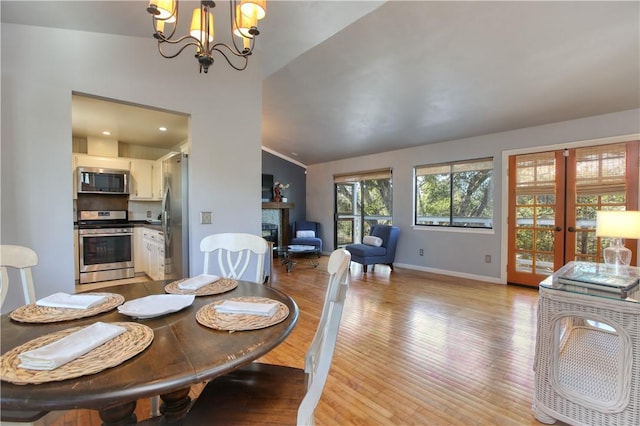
307, 109, 640, 283
1, 23, 263, 312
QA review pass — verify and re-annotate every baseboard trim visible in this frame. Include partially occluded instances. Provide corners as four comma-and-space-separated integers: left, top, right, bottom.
394, 262, 505, 285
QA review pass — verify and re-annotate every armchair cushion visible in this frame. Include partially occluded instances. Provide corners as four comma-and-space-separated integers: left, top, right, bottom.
346, 244, 386, 257
296, 230, 316, 238
362, 235, 383, 247
290, 221, 323, 253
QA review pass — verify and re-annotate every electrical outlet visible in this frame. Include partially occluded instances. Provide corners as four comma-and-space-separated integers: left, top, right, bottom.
200, 211, 212, 224
485, 254, 491, 263
419, 249, 424, 256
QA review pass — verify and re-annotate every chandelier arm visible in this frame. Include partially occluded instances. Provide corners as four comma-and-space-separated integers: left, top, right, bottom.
209, 42, 255, 59
155, 33, 201, 47
209, 45, 249, 71
157, 40, 202, 60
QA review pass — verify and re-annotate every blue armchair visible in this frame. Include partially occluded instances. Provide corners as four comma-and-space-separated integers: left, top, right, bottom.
345, 225, 399, 273
290, 221, 323, 255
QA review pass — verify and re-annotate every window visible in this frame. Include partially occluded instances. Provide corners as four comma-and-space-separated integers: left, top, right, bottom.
334, 168, 392, 247
415, 158, 493, 228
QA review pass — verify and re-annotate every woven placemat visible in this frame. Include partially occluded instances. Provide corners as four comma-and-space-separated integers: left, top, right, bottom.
196, 297, 289, 331
0, 322, 153, 385
165, 278, 238, 296
9, 293, 125, 323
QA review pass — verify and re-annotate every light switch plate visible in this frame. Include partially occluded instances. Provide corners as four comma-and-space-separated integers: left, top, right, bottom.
200, 211, 212, 224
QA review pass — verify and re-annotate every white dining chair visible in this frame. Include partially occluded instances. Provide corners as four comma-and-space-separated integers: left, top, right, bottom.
0, 244, 38, 307
200, 233, 269, 284
0, 246, 63, 426
185, 248, 352, 425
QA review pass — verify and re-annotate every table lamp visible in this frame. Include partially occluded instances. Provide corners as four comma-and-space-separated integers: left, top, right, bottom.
595, 210, 640, 271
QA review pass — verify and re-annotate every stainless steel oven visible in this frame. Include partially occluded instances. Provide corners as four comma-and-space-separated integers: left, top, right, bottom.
78, 210, 134, 284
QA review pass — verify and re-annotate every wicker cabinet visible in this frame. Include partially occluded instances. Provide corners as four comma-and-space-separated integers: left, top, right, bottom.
533, 263, 640, 425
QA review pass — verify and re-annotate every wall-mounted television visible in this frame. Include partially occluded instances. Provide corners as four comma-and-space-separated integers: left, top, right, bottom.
262, 174, 274, 202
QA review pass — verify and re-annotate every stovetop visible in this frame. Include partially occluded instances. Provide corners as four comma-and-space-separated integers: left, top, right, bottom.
77, 221, 132, 229
77, 210, 131, 229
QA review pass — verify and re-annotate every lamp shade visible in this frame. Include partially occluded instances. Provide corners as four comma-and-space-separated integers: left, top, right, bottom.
596, 211, 640, 239
240, 0, 266, 20
150, 0, 175, 20
233, 4, 257, 38
190, 8, 215, 43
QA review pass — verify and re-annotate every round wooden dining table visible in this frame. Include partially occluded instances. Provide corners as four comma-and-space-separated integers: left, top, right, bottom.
0, 280, 299, 425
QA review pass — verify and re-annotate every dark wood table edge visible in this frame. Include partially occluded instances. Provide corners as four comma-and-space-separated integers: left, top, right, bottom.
1, 280, 299, 425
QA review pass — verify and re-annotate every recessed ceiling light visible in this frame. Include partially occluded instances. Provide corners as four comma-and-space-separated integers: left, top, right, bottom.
102, 131, 111, 136
159, 127, 167, 132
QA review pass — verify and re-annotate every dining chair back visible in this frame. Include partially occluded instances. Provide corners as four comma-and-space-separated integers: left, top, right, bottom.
185, 248, 352, 425
0, 244, 38, 307
200, 233, 269, 284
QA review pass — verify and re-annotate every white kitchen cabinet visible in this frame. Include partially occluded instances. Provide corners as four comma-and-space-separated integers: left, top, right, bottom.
142, 228, 154, 279
154, 158, 164, 201
73, 154, 130, 171
129, 159, 155, 200
134, 227, 145, 274
157, 233, 165, 280
142, 228, 164, 280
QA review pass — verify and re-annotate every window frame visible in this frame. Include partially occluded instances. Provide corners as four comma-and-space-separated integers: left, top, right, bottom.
414, 157, 494, 230
334, 168, 393, 248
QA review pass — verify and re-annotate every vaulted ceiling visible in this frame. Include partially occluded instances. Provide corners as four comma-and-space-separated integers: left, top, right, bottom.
3, 1, 639, 165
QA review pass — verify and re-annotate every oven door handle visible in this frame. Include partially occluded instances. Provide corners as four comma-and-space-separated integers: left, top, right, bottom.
79, 232, 133, 237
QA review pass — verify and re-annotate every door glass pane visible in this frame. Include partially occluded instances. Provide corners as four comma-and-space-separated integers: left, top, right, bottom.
336, 218, 354, 246
574, 143, 628, 262
513, 152, 558, 275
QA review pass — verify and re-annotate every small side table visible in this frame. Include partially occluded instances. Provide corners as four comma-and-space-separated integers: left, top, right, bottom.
279, 245, 319, 272
533, 262, 640, 425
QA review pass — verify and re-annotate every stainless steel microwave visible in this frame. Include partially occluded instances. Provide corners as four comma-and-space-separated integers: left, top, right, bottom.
77, 167, 130, 195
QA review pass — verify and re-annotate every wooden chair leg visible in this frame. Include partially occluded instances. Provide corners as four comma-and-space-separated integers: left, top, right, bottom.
363, 265, 368, 273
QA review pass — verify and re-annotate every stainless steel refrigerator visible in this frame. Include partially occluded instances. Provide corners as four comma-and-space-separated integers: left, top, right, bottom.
162, 152, 189, 280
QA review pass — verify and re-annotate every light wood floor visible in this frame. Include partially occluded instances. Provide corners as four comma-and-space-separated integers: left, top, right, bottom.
43, 257, 561, 425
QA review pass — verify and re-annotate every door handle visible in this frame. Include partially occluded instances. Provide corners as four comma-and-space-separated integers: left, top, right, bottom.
567, 226, 576, 232
555, 226, 562, 232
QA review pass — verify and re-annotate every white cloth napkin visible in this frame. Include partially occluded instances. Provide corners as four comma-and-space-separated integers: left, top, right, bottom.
214, 300, 279, 317
36, 292, 108, 310
178, 274, 220, 290
18, 322, 127, 371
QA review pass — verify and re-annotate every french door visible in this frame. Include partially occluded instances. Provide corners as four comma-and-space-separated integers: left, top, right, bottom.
507, 141, 639, 287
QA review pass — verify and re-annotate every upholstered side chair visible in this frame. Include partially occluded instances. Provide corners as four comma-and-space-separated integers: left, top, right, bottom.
290, 221, 323, 255
345, 225, 400, 273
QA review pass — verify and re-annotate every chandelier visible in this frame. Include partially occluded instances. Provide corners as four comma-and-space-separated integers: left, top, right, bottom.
147, 0, 266, 73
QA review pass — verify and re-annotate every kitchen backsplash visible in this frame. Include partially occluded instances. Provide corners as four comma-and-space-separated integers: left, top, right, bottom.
128, 200, 162, 221
73, 199, 162, 222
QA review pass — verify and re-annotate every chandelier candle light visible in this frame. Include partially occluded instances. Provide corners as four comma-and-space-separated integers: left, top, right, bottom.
595, 210, 640, 272
147, 0, 266, 73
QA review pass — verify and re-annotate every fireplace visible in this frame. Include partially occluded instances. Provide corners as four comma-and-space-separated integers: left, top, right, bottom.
261, 202, 294, 249
262, 223, 278, 257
